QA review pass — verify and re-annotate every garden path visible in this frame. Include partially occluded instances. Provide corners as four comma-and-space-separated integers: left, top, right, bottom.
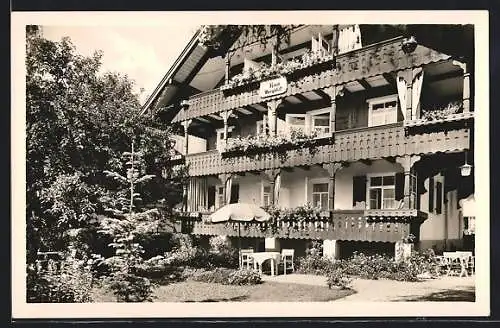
261, 274, 475, 302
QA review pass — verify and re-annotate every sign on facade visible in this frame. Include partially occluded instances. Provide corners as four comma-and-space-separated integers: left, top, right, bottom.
259, 76, 287, 98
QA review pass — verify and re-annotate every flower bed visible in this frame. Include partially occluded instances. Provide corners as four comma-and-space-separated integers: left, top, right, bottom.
297, 248, 440, 283
189, 268, 262, 286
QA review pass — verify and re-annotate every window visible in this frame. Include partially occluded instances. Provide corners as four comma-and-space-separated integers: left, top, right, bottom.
368, 174, 397, 209
216, 127, 234, 150
312, 183, 329, 210
262, 185, 271, 207
256, 119, 268, 138
216, 186, 224, 209
311, 113, 330, 137
286, 114, 307, 134
367, 95, 399, 127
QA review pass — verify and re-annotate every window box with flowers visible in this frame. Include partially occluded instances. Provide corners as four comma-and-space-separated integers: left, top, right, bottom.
221, 129, 330, 160
221, 50, 334, 91
259, 204, 331, 235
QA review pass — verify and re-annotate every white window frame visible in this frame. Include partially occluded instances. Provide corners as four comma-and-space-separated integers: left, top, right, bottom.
215, 185, 225, 209
366, 172, 397, 210
216, 126, 235, 151
308, 107, 331, 138
367, 94, 399, 127
310, 177, 330, 211
285, 114, 308, 135
261, 181, 272, 207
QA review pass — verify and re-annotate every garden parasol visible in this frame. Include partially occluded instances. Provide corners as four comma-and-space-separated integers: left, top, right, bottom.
209, 203, 271, 267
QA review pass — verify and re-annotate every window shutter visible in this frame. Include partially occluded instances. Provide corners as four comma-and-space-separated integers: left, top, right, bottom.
395, 172, 405, 201
352, 175, 367, 206
428, 176, 435, 212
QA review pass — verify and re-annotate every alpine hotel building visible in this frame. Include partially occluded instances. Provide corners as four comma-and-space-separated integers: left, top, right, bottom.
142, 25, 475, 259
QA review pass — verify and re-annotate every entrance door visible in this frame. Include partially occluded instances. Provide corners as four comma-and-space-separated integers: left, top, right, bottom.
207, 186, 216, 211
230, 184, 239, 204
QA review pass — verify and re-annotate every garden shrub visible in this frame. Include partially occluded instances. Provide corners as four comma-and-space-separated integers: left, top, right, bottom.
296, 242, 336, 275
190, 268, 234, 284
227, 269, 262, 285
27, 255, 94, 303
189, 268, 262, 286
326, 268, 353, 290
296, 249, 439, 283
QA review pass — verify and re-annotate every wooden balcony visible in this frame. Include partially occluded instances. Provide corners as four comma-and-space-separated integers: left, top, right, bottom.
172, 36, 450, 123
180, 209, 427, 243
184, 122, 471, 176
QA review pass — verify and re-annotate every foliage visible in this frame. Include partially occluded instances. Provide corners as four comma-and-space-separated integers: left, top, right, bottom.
263, 204, 330, 234
207, 236, 239, 268
227, 269, 263, 285
326, 268, 353, 290
27, 253, 94, 303
401, 233, 416, 244
189, 268, 262, 286
296, 242, 336, 276
223, 128, 323, 161
296, 249, 440, 283
96, 146, 163, 302
26, 26, 183, 265
421, 101, 462, 121
222, 49, 333, 90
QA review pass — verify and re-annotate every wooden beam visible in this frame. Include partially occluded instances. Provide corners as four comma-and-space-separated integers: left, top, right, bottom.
426, 70, 463, 84
382, 72, 396, 86
313, 89, 330, 101
360, 159, 373, 166
357, 78, 372, 91
294, 93, 309, 103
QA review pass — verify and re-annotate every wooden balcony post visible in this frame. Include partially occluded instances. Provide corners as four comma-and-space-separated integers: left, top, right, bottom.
323, 162, 344, 210
224, 53, 231, 84
218, 173, 232, 206
323, 85, 345, 136
267, 99, 282, 136
263, 168, 281, 205
453, 60, 470, 113
181, 119, 192, 155
397, 70, 413, 121
220, 110, 233, 146
396, 155, 421, 209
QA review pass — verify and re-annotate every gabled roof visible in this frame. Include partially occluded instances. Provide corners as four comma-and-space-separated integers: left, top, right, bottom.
140, 28, 203, 116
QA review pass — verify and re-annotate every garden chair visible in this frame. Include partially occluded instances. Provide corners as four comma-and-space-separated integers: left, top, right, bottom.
468, 256, 475, 275
240, 248, 254, 270
434, 255, 449, 276
280, 249, 295, 275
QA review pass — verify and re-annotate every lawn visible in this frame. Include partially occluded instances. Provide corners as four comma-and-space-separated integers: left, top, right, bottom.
92, 281, 355, 302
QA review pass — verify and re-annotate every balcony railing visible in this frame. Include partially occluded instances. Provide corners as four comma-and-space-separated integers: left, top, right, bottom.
173, 36, 450, 123
183, 122, 471, 176
180, 209, 427, 243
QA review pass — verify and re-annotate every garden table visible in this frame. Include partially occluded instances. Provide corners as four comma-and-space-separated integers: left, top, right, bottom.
250, 252, 281, 276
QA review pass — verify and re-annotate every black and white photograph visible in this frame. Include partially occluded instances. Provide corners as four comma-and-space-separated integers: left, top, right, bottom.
11, 11, 490, 318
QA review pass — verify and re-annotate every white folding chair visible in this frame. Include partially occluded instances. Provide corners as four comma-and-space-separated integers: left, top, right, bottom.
281, 249, 295, 275
240, 248, 254, 269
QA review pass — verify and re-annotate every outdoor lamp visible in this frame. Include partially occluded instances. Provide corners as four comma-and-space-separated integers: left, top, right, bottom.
402, 36, 418, 54
460, 151, 472, 177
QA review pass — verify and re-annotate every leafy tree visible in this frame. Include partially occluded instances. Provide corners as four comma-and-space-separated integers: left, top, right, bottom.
26, 25, 185, 263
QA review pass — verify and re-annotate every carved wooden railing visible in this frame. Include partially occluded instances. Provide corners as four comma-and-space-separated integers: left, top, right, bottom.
173, 37, 450, 123
181, 209, 427, 243
183, 123, 471, 176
